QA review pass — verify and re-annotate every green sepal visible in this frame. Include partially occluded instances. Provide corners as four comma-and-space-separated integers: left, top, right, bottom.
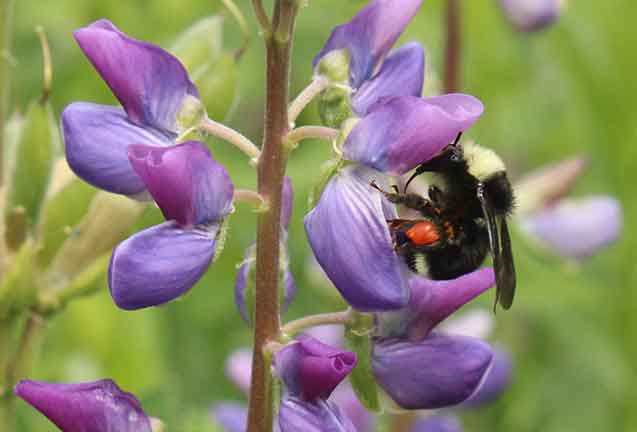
4, 101, 58, 249
0, 240, 39, 319
318, 86, 354, 129
308, 158, 345, 210
344, 310, 382, 412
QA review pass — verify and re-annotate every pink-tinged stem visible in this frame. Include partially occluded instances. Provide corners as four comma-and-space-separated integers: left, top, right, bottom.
247, 1, 298, 432
443, 0, 462, 93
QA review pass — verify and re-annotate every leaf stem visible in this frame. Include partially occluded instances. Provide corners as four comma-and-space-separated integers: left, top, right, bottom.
288, 76, 329, 125
443, 0, 462, 93
280, 309, 353, 338
199, 117, 261, 161
0, 0, 15, 187
247, 1, 298, 431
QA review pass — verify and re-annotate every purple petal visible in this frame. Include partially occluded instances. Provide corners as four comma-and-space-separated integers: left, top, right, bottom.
282, 176, 294, 231
314, 0, 422, 88
212, 402, 248, 432
279, 397, 356, 432
225, 349, 253, 396
352, 42, 425, 116
128, 141, 234, 227
330, 384, 376, 432
304, 165, 409, 311
62, 102, 171, 195
343, 95, 484, 175
462, 346, 512, 407
405, 268, 495, 340
519, 196, 622, 260
74, 19, 198, 133
14, 379, 151, 432
109, 221, 216, 310
274, 335, 357, 400
499, 0, 564, 32
411, 415, 462, 432
372, 333, 493, 409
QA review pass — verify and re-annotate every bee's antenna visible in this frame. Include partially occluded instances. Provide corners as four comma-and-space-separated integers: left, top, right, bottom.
404, 166, 424, 193
452, 132, 463, 147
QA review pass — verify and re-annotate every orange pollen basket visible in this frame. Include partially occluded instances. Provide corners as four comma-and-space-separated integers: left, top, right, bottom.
406, 221, 440, 246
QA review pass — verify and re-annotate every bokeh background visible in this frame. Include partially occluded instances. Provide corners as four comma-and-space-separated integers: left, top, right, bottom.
6, 0, 636, 430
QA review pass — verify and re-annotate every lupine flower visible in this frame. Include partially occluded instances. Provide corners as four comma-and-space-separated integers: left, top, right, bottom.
275, 335, 358, 432
15, 379, 151, 432
499, 0, 567, 32
519, 196, 622, 260
212, 403, 249, 432
63, 19, 204, 196
235, 177, 296, 324
462, 346, 513, 406
109, 142, 233, 309
371, 272, 496, 410
330, 383, 376, 432
225, 348, 253, 396
315, 0, 424, 123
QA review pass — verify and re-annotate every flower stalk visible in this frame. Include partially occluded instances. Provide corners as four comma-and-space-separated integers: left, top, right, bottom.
247, 1, 298, 431
443, 0, 461, 93
0, 0, 15, 186
285, 125, 339, 149
288, 76, 330, 125
280, 309, 353, 337
199, 117, 261, 160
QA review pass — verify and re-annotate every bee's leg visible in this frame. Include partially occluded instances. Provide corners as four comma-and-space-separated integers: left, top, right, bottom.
428, 185, 445, 206
370, 181, 438, 218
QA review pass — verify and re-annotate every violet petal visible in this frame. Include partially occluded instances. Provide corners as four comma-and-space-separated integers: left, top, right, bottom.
225, 349, 253, 396
62, 102, 171, 195
314, 0, 423, 89
14, 379, 151, 432
279, 397, 356, 432
212, 402, 248, 432
462, 346, 512, 407
410, 415, 462, 432
329, 384, 376, 432
406, 268, 495, 340
74, 19, 198, 133
304, 165, 409, 311
343, 95, 484, 175
109, 221, 216, 310
519, 196, 621, 260
372, 333, 493, 409
128, 141, 234, 227
352, 42, 425, 116
274, 335, 357, 400
281, 176, 294, 231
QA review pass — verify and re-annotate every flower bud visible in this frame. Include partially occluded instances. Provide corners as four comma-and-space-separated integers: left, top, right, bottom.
499, 0, 567, 32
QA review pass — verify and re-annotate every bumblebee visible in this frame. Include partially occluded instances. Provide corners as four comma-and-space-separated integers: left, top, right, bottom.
372, 135, 516, 310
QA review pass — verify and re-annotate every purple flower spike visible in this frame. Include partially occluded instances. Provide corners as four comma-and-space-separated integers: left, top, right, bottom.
109, 221, 217, 310
411, 415, 462, 432
74, 19, 198, 133
212, 402, 248, 432
372, 333, 493, 409
279, 397, 356, 432
275, 335, 357, 401
519, 196, 621, 260
462, 346, 512, 407
343, 95, 484, 176
15, 379, 151, 432
225, 348, 253, 395
405, 268, 496, 340
315, 0, 423, 89
129, 141, 234, 227
304, 165, 409, 311
499, 0, 565, 32
352, 42, 425, 116
62, 102, 172, 195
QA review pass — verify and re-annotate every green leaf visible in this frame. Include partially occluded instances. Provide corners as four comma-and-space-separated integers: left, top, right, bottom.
37, 178, 97, 267
4, 101, 59, 248
344, 311, 381, 412
0, 240, 39, 319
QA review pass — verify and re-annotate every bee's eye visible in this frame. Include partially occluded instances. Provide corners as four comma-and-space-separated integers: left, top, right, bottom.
450, 148, 463, 162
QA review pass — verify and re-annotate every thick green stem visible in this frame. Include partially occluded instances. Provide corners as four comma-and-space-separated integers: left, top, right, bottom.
247, 2, 297, 432
0, 0, 15, 186
443, 0, 461, 93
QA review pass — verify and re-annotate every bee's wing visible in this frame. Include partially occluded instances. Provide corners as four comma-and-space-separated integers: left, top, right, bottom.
477, 184, 515, 310
495, 216, 516, 309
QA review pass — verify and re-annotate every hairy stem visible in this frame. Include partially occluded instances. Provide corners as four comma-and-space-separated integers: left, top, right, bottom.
247, 2, 297, 431
443, 0, 461, 93
199, 117, 261, 160
252, 0, 271, 32
280, 309, 353, 337
0, 0, 15, 186
288, 76, 329, 125
233, 189, 267, 211
286, 125, 339, 147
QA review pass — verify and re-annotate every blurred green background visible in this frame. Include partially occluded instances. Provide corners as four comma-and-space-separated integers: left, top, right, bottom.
5, 0, 636, 430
